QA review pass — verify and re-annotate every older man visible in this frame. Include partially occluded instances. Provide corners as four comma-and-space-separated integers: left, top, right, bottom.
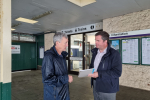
42, 32, 73, 100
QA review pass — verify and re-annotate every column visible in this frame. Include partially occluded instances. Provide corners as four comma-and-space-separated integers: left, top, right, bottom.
0, 0, 11, 100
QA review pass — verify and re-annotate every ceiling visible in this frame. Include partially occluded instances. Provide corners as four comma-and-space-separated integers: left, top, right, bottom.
12, 0, 150, 34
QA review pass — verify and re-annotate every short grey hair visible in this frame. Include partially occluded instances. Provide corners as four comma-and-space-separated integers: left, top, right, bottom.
53, 32, 68, 46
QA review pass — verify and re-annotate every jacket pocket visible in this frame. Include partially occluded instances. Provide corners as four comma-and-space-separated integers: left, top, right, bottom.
44, 84, 56, 99
97, 79, 113, 91
57, 84, 69, 100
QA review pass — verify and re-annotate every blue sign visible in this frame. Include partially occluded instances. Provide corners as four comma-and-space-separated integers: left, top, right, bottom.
112, 40, 119, 47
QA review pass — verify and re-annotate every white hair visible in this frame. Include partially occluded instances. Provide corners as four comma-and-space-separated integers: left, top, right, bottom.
53, 32, 68, 45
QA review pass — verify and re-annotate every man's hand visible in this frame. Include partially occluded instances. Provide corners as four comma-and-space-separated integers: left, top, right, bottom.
88, 72, 99, 78
68, 75, 73, 83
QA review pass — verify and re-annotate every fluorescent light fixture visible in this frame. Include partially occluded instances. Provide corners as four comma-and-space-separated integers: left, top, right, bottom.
15, 17, 38, 24
1, 27, 15, 31
68, 0, 96, 7
11, 28, 15, 31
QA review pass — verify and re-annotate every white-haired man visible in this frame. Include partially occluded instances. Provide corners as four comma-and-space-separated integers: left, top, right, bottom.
42, 32, 73, 100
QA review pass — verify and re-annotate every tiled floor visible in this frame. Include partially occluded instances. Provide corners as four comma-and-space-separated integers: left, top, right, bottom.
12, 70, 150, 100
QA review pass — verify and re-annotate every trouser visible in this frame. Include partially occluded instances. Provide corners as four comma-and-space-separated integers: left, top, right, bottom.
93, 80, 116, 100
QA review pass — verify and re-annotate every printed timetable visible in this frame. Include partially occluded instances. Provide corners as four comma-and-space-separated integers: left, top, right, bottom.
122, 39, 139, 64
142, 37, 150, 65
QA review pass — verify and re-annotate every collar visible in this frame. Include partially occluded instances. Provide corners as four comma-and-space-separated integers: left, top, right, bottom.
53, 45, 63, 57
92, 43, 111, 54
52, 45, 68, 58
97, 47, 107, 54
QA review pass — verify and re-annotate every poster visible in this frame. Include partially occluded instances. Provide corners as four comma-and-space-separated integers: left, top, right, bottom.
110, 40, 120, 52
122, 39, 139, 64
11, 45, 20, 54
142, 38, 150, 65
40, 47, 44, 59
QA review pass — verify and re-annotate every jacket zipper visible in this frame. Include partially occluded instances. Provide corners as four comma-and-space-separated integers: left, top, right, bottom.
103, 58, 105, 69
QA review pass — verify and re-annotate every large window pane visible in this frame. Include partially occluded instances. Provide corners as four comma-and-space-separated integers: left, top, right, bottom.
20, 34, 35, 41
12, 33, 18, 40
70, 34, 83, 72
70, 60, 83, 71
85, 33, 96, 69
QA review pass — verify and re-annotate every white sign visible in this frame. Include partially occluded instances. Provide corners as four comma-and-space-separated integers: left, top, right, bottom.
122, 39, 139, 64
40, 47, 44, 59
110, 29, 150, 38
142, 38, 150, 65
59, 22, 103, 35
11, 45, 20, 54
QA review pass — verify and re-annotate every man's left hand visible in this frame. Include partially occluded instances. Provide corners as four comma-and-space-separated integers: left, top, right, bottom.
88, 72, 98, 78
68, 75, 73, 83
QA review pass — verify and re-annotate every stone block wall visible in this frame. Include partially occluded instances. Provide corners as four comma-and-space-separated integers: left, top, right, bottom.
103, 9, 150, 33
103, 9, 150, 91
44, 33, 55, 51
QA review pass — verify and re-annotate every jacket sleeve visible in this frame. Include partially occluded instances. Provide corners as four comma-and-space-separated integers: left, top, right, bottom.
98, 52, 122, 79
42, 55, 68, 87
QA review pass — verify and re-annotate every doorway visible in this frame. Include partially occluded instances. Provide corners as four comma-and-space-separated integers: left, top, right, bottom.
12, 42, 36, 71
67, 32, 97, 75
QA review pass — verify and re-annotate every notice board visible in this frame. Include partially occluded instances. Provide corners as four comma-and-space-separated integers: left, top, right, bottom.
121, 38, 139, 65
141, 37, 150, 65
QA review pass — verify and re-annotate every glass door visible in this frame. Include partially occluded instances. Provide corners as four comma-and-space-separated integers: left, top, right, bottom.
67, 32, 98, 74
84, 33, 96, 69
69, 34, 83, 72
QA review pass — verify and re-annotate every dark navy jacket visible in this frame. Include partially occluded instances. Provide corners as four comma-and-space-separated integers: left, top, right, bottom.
42, 45, 70, 100
90, 44, 122, 93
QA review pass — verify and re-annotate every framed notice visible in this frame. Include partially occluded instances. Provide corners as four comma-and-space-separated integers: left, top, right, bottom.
39, 46, 44, 59
11, 45, 20, 54
109, 40, 120, 53
141, 37, 150, 65
121, 38, 140, 65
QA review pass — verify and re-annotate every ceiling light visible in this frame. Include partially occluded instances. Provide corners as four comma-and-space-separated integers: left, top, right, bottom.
11, 28, 15, 31
0, 27, 15, 31
15, 17, 38, 24
13, 11, 51, 28
68, 0, 96, 7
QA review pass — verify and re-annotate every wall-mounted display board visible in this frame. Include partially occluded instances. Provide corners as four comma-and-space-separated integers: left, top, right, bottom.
121, 38, 140, 65
39, 46, 44, 59
11, 45, 20, 54
109, 40, 120, 53
141, 37, 150, 65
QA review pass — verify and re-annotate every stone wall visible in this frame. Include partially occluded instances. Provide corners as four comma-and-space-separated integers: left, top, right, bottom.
44, 33, 55, 51
103, 9, 150, 33
103, 9, 150, 91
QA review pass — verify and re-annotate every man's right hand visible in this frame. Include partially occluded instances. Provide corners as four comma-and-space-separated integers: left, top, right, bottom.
68, 75, 73, 83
